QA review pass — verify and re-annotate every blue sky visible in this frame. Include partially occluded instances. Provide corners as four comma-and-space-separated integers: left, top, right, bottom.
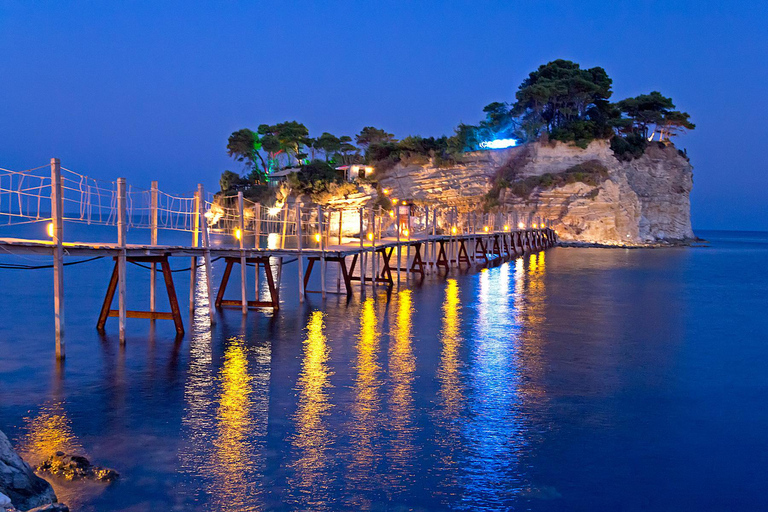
1, 0, 766, 230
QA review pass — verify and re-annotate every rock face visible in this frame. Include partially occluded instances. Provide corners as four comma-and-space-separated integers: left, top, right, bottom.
0, 430, 56, 511
376, 140, 695, 245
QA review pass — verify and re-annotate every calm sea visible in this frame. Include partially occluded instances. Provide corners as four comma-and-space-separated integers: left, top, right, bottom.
0, 229, 766, 511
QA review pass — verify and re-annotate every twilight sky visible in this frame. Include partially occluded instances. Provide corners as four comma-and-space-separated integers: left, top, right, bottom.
1, 0, 766, 230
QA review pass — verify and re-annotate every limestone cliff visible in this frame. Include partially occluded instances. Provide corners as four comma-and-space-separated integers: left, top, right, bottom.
375, 140, 695, 245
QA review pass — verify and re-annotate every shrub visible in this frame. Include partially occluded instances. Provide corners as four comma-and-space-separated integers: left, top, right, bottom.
496, 160, 610, 200
610, 133, 647, 161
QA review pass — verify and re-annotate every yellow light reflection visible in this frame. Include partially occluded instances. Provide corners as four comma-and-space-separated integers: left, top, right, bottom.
386, 290, 416, 492
289, 311, 334, 506
212, 338, 253, 509
21, 402, 82, 465
347, 297, 382, 507
433, 279, 464, 494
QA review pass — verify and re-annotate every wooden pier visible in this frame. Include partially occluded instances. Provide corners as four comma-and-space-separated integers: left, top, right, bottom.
0, 159, 558, 359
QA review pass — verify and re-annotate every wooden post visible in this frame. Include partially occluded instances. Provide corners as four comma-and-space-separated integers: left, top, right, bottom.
238, 192, 247, 314
198, 184, 215, 324
431, 207, 437, 272
370, 208, 377, 286
296, 203, 304, 303
337, 209, 342, 292
189, 189, 199, 312
424, 206, 429, 274
396, 206, 401, 284
150, 181, 158, 313
277, 203, 288, 289
359, 207, 366, 288
254, 203, 261, 301
50, 158, 65, 359
450, 207, 456, 267
406, 206, 411, 277
318, 205, 326, 298
117, 177, 127, 343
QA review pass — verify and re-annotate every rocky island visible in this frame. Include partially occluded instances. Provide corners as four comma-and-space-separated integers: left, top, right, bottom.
218, 59, 697, 247
374, 139, 694, 245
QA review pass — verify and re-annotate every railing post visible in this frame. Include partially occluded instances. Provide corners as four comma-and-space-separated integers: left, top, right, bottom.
189, 188, 199, 312
296, 203, 304, 303
396, 205, 401, 284
50, 158, 65, 359
198, 184, 215, 325
238, 191, 247, 314
359, 207, 366, 289
254, 203, 261, 299
117, 177, 127, 343
150, 181, 158, 313
370, 207, 377, 287
405, 205, 411, 278
318, 205, 326, 298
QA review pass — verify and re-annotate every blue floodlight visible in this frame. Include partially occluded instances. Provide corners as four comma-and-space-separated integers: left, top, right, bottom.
479, 138, 518, 149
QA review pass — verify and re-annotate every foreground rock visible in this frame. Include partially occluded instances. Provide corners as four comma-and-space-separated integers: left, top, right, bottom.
37, 452, 118, 483
0, 430, 57, 511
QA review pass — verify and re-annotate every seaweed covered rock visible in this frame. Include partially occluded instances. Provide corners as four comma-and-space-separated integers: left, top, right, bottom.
37, 453, 118, 483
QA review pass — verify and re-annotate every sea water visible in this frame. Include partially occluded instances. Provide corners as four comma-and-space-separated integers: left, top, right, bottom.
0, 229, 766, 511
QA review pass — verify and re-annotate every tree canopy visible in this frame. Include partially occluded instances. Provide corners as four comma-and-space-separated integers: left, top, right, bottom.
454, 59, 694, 155
221, 59, 696, 195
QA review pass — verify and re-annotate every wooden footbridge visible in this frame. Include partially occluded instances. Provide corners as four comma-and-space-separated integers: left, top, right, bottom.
0, 159, 557, 359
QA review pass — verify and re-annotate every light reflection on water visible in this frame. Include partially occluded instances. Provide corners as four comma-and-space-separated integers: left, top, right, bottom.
345, 297, 383, 509
433, 278, 465, 501
384, 290, 417, 496
287, 311, 334, 509
179, 265, 270, 511
5, 242, 720, 510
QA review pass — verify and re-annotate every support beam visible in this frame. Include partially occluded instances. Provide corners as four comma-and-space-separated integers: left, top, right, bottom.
117, 177, 127, 343
296, 203, 304, 303
198, 184, 215, 325
238, 191, 247, 315
150, 180, 158, 313
189, 188, 199, 312
50, 158, 65, 359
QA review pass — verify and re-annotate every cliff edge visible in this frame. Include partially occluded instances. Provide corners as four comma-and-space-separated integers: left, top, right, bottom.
376, 140, 694, 245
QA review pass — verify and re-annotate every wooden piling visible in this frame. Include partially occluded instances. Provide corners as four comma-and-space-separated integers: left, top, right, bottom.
396, 207, 401, 284
50, 158, 65, 359
198, 184, 215, 325
405, 206, 411, 277
254, 203, 261, 300
116, 177, 127, 343
190, 189, 199, 312
238, 191, 247, 314
296, 203, 304, 303
337, 209, 343, 292
359, 207, 366, 288
150, 181, 158, 313
370, 208, 377, 286
318, 205, 326, 298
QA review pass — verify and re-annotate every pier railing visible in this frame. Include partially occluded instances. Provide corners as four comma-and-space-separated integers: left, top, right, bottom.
1, 159, 557, 359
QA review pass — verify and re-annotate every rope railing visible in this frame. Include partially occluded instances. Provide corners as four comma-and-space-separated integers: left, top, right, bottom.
1, 162, 555, 250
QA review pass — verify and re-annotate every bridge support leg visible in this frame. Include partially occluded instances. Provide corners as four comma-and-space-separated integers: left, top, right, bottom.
217, 257, 279, 310
97, 255, 184, 336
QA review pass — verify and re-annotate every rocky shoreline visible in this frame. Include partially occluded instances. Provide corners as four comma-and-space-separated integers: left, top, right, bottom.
557, 237, 708, 249
1, 428, 119, 512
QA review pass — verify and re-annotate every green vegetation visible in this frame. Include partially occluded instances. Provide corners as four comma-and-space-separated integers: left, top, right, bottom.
456, 59, 695, 158
485, 160, 610, 208
220, 59, 695, 200
285, 160, 358, 204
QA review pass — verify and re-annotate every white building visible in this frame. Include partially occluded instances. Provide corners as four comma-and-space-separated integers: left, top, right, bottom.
336, 164, 374, 181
